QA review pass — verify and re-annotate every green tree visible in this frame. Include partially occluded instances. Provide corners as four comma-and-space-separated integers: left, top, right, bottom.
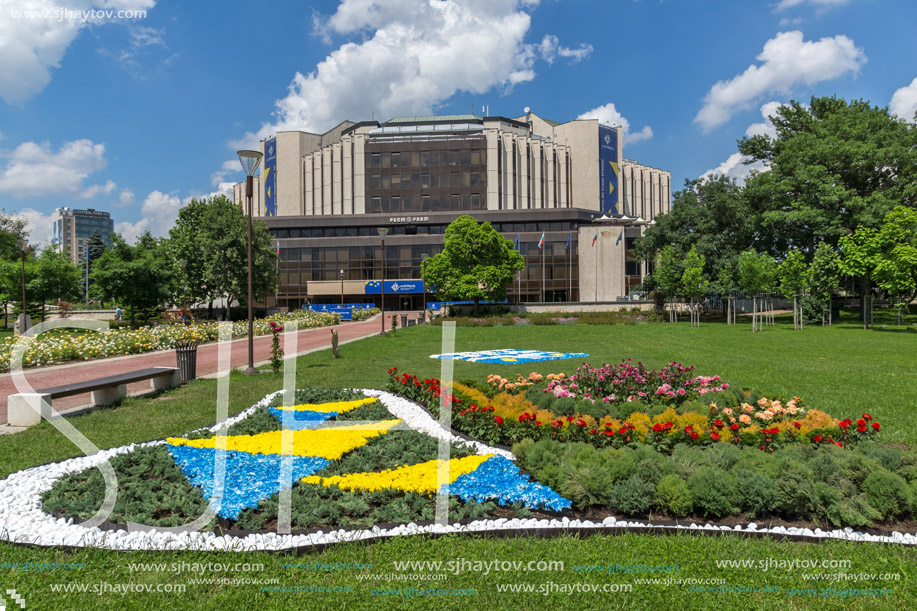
31, 249, 82, 321
777, 250, 808, 330
420, 215, 524, 315
807, 242, 841, 325
168, 195, 277, 319
712, 260, 738, 324
680, 245, 707, 327
90, 233, 171, 327
636, 175, 755, 279
0, 209, 29, 261
738, 250, 776, 332
651, 245, 684, 322
740, 96, 917, 254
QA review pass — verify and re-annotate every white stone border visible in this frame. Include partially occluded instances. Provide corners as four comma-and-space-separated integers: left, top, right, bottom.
0, 390, 914, 551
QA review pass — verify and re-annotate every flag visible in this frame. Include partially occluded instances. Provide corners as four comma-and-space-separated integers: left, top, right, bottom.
564, 233, 571, 249
538, 232, 545, 250
276, 240, 280, 257
591, 231, 598, 247
514, 234, 520, 250
616, 231, 623, 245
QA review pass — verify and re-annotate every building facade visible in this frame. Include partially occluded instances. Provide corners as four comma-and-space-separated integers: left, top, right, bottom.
50, 208, 114, 264
233, 113, 670, 309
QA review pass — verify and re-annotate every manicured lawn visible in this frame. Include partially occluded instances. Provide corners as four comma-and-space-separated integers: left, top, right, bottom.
1, 315, 915, 609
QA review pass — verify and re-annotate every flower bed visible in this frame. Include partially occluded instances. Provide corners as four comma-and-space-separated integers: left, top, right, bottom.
386, 364, 882, 452
430, 349, 588, 364
0, 310, 337, 371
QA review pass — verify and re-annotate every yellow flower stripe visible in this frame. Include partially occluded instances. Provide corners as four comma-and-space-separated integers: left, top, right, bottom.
274, 398, 379, 414
166, 420, 401, 460
302, 454, 492, 495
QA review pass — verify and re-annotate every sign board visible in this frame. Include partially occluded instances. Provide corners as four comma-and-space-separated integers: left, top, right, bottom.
599, 125, 620, 215
263, 137, 277, 216
364, 280, 425, 294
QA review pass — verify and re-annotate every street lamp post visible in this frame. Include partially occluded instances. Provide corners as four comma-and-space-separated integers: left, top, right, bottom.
18, 240, 27, 316
420, 253, 428, 323
377, 227, 389, 335
180, 259, 188, 314
237, 149, 263, 375
340, 269, 344, 306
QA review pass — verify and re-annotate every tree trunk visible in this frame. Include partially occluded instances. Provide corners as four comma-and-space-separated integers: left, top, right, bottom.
208, 300, 214, 320
473, 298, 480, 316
225, 296, 232, 322
41, 301, 45, 323
753, 295, 757, 332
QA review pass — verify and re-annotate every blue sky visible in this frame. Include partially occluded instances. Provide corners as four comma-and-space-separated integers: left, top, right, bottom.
2, 0, 916, 245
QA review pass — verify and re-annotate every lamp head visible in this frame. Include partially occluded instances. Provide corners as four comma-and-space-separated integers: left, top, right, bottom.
237, 150, 263, 177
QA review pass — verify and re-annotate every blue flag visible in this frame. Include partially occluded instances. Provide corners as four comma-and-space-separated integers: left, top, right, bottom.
514, 234, 520, 250
564, 233, 571, 249
616, 231, 623, 245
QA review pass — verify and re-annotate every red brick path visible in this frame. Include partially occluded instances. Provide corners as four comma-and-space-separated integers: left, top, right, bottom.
1, 316, 392, 424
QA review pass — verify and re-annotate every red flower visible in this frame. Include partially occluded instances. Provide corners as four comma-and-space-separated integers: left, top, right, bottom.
862, 413, 872, 421
552, 420, 562, 429
471, 406, 478, 413
459, 410, 467, 416
663, 421, 674, 431
857, 425, 867, 433
711, 432, 721, 441
793, 422, 801, 429
730, 423, 739, 431
856, 418, 866, 426
618, 426, 628, 435
690, 431, 699, 439
494, 416, 504, 425
814, 435, 823, 442
839, 419, 850, 429
872, 422, 881, 431
836, 442, 843, 448
566, 415, 575, 422
535, 421, 542, 427
577, 419, 587, 427
589, 429, 597, 435
713, 419, 724, 428
652, 423, 663, 433
604, 430, 614, 437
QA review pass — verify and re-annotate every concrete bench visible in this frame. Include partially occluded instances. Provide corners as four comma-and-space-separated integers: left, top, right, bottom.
7, 366, 180, 427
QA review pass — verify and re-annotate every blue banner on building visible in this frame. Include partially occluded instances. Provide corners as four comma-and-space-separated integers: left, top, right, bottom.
364, 280, 425, 294
264, 137, 277, 217
599, 125, 619, 215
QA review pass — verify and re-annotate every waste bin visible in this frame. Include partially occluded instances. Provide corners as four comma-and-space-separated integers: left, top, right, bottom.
174, 341, 199, 384
400, 314, 408, 328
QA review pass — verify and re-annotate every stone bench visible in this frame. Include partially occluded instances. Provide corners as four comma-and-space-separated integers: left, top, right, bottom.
7, 367, 181, 427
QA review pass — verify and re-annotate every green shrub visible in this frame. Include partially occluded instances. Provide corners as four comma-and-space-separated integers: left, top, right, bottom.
734, 469, 778, 519
558, 462, 615, 509
859, 444, 903, 472
733, 448, 778, 478
687, 467, 738, 519
513, 438, 534, 463
672, 445, 712, 479
861, 471, 913, 520
654, 474, 693, 518
815, 483, 881, 528
706, 443, 743, 471
836, 452, 883, 487
601, 447, 639, 483
610, 475, 655, 516
775, 470, 820, 520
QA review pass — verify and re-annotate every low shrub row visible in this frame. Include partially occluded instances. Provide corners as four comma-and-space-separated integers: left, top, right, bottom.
513, 439, 917, 526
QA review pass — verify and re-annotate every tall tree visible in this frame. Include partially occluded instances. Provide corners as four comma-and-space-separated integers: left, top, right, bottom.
90, 233, 171, 327
31, 249, 82, 321
0, 209, 29, 261
680, 245, 708, 327
82, 229, 108, 303
738, 250, 776, 332
421, 215, 524, 315
652, 245, 684, 322
168, 195, 277, 319
636, 175, 755, 277
807, 242, 841, 325
777, 250, 808, 330
740, 96, 917, 254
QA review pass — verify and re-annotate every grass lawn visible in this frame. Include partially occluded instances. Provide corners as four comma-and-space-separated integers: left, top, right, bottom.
1, 313, 915, 609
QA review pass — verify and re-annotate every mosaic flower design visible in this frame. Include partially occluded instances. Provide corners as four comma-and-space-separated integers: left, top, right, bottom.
448, 455, 572, 511
430, 349, 589, 364
267, 398, 379, 430
302, 455, 491, 495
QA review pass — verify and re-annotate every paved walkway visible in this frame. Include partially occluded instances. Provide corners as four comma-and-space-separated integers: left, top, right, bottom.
0, 314, 404, 425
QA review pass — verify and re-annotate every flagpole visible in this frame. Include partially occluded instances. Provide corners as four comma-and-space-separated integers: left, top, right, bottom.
595, 233, 599, 302
568, 238, 572, 302
541, 239, 545, 302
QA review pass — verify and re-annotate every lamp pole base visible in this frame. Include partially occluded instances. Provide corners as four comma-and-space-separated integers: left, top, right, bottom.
243, 367, 260, 376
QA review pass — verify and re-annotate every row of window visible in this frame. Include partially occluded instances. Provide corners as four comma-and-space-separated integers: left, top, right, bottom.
368, 149, 485, 169
269, 221, 581, 239
367, 194, 486, 213
368, 171, 484, 190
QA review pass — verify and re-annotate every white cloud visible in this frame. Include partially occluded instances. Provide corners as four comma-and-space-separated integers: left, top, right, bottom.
699, 152, 768, 186
695, 31, 865, 131
576, 102, 653, 145
537, 34, 593, 64
890, 77, 917, 122
11, 207, 54, 245
775, 0, 849, 10
234, 0, 549, 146
117, 188, 135, 206
0, 0, 156, 104
210, 159, 241, 187
744, 100, 784, 139
0, 138, 116, 197
778, 17, 803, 26
114, 189, 183, 242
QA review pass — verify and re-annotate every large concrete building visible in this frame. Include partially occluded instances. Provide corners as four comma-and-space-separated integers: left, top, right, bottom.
50, 207, 114, 264
233, 112, 670, 309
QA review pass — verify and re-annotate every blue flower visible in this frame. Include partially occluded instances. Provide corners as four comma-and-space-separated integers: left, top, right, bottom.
446, 456, 572, 511
430, 349, 588, 364
166, 445, 330, 519
267, 407, 337, 430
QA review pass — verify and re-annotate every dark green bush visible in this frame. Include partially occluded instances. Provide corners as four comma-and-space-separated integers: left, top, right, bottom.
861, 471, 913, 520
672, 446, 712, 479
775, 469, 821, 520
687, 467, 738, 519
610, 475, 655, 516
815, 483, 881, 528
859, 444, 903, 472
654, 474, 693, 518
734, 469, 778, 519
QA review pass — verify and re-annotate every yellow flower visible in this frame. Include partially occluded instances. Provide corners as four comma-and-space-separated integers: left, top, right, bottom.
302, 455, 491, 495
